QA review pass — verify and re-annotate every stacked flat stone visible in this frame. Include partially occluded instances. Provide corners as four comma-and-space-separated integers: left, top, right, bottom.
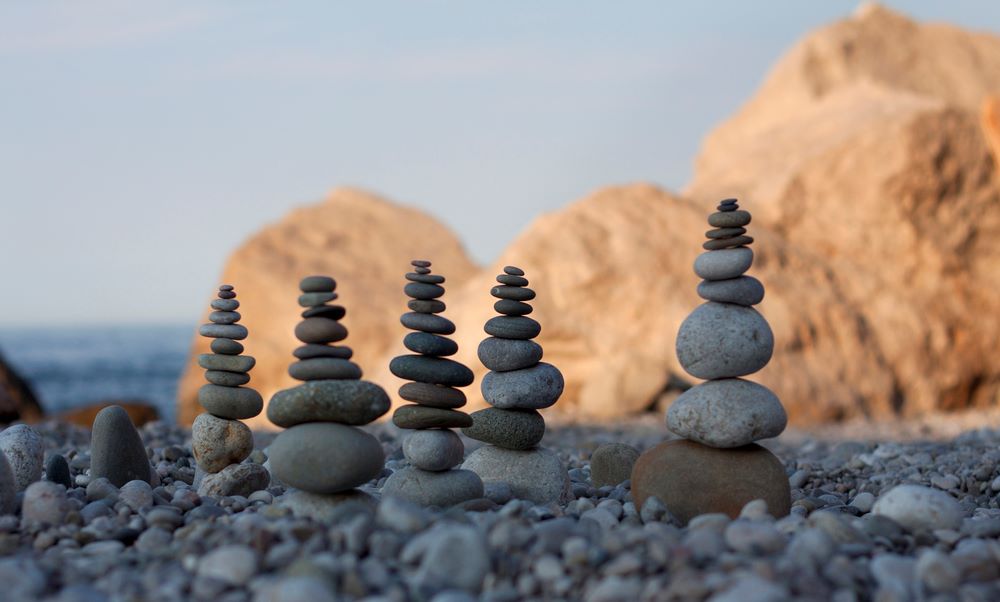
631, 200, 791, 523
461, 266, 570, 504
193, 286, 266, 495
382, 260, 483, 507
267, 276, 390, 516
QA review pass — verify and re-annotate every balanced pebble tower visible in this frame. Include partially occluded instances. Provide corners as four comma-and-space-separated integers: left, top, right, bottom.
461, 266, 570, 504
267, 276, 390, 516
193, 285, 269, 496
382, 260, 484, 506
631, 199, 791, 523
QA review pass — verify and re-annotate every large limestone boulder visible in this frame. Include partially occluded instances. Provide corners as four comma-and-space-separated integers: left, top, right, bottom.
686, 5, 1000, 421
177, 188, 477, 428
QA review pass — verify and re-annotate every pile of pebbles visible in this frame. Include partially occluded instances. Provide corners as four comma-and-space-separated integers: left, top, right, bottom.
192, 285, 268, 498
3, 416, 1000, 601
384, 260, 483, 507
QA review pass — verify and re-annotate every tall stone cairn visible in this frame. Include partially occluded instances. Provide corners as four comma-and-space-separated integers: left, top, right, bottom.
382, 260, 483, 507
192, 285, 268, 497
266, 276, 391, 518
631, 200, 791, 523
461, 266, 570, 505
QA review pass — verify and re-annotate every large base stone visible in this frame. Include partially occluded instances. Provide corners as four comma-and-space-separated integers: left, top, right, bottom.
631, 439, 790, 524
279, 488, 376, 521
268, 423, 385, 493
461, 446, 570, 505
382, 467, 484, 507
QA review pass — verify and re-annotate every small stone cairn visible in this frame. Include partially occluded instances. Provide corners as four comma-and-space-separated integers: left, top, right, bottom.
193, 285, 268, 496
267, 276, 390, 517
382, 260, 483, 507
461, 266, 570, 504
632, 199, 791, 523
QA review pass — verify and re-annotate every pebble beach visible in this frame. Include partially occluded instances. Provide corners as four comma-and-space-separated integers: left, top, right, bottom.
2, 414, 1000, 601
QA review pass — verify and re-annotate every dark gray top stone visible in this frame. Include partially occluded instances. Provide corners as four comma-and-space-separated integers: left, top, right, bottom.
503, 266, 525, 276
404, 282, 445, 300
490, 285, 535, 302
219, 285, 234, 292
267, 379, 390, 427
401, 312, 456, 335
411, 260, 432, 268
90, 405, 152, 487
484, 316, 541, 340
300, 275, 336, 293
404, 332, 458, 356
199, 323, 248, 340
389, 355, 474, 387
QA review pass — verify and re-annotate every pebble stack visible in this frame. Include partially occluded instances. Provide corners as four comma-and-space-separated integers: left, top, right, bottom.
461, 266, 570, 504
632, 199, 790, 523
267, 276, 390, 517
382, 260, 483, 507
192, 285, 268, 497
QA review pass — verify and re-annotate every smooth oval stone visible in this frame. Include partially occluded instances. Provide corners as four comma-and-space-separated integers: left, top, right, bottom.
480, 363, 564, 410
490, 285, 535, 301
295, 317, 348, 344
872, 485, 963, 532
401, 312, 455, 335
693, 247, 753, 281
494, 299, 532, 316
198, 354, 255, 373
461, 446, 569, 505
414, 266, 431, 274
209, 310, 241, 325
708, 210, 751, 228
0, 424, 43, 492
198, 385, 264, 420
90, 405, 152, 487
268, 423, 384, 494
219, 284, 234, 292
703, 236, 754, 251
411, 259, 431, 268
477, 337, 543, 372
676, 302, 774, 379
403, 429, 465, 471
631, 440, 790, 525
205, 370, 251, 387
218, 290, 236, 299
398, 383, 466, 409
408, 299, 445, 314
393, 405, 472, 429
192, 413, 253, 473
199, 323, 248, 340
300, 275, 336, 293
301, 304, 346, 320
211, 299, 240, 311
298, 292, 337, 308
590, 443, 640, 488
293, 344, 353, 360
496, 274, 529, 286
267, 380, 391, 427
503, 266, 525, 276
484, 316, 541, 340
382, 467, 484, 507
288, 358, 362, 381
389, 355, 474, 387
210, 338, 244, 355
706, 227, 746, 239
667, 379, 787, 447
406, 272, 445, 284
461, 408, 544, 450
404, 332, 458, 356
404, 282, 445, 300
45, 454, 72, 489
697, 276, 765, 306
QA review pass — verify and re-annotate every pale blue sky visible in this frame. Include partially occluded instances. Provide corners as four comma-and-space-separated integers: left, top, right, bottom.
1, 1, 998, 326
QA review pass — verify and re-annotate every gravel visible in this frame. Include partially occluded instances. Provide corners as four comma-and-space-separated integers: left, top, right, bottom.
2, 414, 1000, 600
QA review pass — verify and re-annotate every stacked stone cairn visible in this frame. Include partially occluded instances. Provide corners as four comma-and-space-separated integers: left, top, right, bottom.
461, 266, 570, 504
382, 260, 484, 507
193, 285, 269, 497
631, 199, 791, 523
267, 276, 390, 517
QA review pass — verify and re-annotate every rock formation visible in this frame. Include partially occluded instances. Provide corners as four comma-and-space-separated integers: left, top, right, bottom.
267, 276, 390, 517
191, 285, 269, 497
461, 267, 569, 504
177, 188, 477, 428
0, 349, 43, 424
985, 96, 1000, 171
632, 200, 790, 523
382, 260, 483, 507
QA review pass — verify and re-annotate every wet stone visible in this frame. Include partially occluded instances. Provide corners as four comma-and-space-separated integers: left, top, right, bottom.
490, 285, 536, 302
295, 317, 348, 344
401, 312, 456, 335
210, 338, 244, 355
393, 405, 473, 429
289, 358, 363, 381
300, 275, 336, 293
404, 282, 445, 300
398, 383, 466, 409
484, 316, 541, 340
408, 299, 446, 314
293, 344, 353, 360
404, 332, 459, 356
494, 299, 533, 316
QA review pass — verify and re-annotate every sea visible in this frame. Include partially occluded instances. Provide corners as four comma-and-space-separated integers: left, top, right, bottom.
0, 324, 192, 423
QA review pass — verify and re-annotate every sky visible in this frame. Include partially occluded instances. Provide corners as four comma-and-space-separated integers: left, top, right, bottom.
1, 1, 999, 326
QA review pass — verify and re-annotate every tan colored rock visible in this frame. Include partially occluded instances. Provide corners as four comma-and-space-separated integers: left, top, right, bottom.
177, 188, 478, 428
985, 96, 1000, 171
